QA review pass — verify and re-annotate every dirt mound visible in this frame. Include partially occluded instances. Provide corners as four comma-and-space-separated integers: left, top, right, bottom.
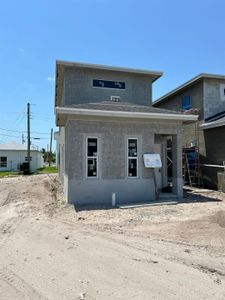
0, 174, 58, 216
212, 210, 225, 228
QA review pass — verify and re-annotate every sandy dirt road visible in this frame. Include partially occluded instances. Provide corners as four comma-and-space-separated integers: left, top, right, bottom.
0, 174, 225, 299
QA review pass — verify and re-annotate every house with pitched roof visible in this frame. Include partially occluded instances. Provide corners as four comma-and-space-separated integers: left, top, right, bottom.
153, 73, 225, 190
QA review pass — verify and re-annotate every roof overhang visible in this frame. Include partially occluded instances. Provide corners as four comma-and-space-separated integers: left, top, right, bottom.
154, 73, 225, 106
56, 60, 163, 78
56, 106, 198, 126
200, 117, 225, 130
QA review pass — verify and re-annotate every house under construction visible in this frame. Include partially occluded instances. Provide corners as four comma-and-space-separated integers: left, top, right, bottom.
153, 73, 225, 191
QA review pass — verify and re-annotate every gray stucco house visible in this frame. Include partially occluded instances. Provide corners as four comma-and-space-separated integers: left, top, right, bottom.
153, 73, 225, 189
55, 61, 197, 205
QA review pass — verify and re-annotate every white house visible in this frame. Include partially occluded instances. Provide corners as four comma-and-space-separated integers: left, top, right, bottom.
0, 142, 44, 172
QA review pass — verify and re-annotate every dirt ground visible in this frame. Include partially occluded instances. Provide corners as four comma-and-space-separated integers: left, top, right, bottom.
0, 174, 225, 299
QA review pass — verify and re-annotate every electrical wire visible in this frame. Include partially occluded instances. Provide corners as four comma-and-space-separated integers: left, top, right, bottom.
0, 133, 49, 140
0, 133, 21, 138
0, 127, 50, 135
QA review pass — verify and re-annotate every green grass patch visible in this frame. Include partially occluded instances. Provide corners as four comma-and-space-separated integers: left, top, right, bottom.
0, 171, 20, 178
37, 166, 58, 174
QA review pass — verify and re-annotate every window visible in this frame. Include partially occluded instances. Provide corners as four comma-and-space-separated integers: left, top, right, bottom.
25, 156, 32, 161
87, 138, 98, 178
0, 157, 7, 168
127, 138, 138, 178
93, 79, 125, 90
182, 95, 191, 110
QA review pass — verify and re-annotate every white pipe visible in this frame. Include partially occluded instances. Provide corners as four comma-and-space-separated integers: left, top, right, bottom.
112, 193, 116, 207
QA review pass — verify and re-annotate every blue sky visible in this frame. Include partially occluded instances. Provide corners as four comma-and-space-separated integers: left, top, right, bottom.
0, 0, 225, 149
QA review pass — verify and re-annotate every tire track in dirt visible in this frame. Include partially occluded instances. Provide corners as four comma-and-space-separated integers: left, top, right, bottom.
0, 266, 48, 300
83, 228, 225, 284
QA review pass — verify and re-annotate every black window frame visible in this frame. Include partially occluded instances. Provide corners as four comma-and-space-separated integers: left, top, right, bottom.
86, 137, 98, 178
0, 156, 7, 168
127, 138, 138, 178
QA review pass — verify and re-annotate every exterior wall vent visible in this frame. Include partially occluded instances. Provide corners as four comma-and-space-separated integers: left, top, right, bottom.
110, 96, 121, 102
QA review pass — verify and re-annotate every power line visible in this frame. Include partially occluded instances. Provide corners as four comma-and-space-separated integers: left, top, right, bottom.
0, 133, 21, 138
0, 127, 50, 135
13, 106, 26, 125
0, 133, 49, 140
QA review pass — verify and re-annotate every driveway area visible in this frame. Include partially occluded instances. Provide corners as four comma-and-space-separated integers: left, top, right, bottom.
0, 174, 225, 299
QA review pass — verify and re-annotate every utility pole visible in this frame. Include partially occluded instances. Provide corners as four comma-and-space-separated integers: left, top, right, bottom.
27, 102, 31, 174
49, 128, 53, 166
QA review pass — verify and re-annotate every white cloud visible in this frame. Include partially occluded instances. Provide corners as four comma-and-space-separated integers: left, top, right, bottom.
47, 76, 55, 82
18, 47, 25, 55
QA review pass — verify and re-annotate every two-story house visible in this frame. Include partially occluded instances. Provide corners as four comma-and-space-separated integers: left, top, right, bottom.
55, 61, 197, 206
153, 73, 225, 190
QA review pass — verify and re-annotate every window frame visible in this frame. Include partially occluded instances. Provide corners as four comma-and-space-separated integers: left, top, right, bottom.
86, 136, 99, 179
92, 78, 126, 91
127, 138, 138, 179
0, 156, 7, 168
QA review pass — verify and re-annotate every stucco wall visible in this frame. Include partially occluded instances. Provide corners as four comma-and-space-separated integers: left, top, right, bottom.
64, 119, 182, 205
152, 78, 225, 190
203, 78, 225, 119
153, 80, 204, 119
153, 81, 203, 149
63, 67, 153, 106
201, 126, 225, 189
58, 127, 65, 182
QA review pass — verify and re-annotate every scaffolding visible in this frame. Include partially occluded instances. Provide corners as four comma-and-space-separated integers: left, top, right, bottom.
183, 147, 202, 187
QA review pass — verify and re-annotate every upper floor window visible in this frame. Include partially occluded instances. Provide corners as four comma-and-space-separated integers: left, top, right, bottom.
0, 156, 7, 168
127, 138, 138, 178
182, 95, 191, 110
87, 137, 98, 178
93, 79, 125, 90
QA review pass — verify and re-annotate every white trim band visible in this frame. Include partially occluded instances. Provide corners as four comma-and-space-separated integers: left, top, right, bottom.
56, 106, 198, 122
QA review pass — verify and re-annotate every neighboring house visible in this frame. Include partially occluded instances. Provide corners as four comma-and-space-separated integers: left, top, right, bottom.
55, 60, 197, 206
153, 73, 225, 189
0, 142, 44, 172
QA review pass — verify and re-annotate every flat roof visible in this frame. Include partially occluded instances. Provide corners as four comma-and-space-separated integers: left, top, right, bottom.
56, 60, 163, 78
154, 73, 225, 106
0, 141, 38, 151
